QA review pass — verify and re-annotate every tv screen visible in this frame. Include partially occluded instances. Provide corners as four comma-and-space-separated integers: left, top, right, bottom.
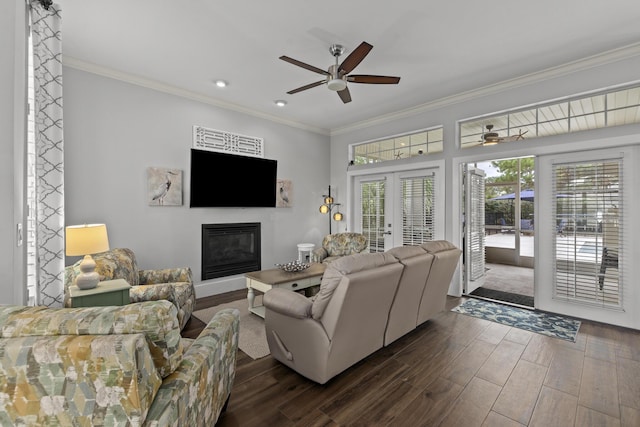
189, 149, 277, 207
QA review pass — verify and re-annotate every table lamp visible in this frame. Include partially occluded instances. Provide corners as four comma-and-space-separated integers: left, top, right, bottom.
65, 224, 110, 289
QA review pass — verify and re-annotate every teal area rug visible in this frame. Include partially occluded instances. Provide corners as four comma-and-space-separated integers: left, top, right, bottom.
452, 298, 581, 342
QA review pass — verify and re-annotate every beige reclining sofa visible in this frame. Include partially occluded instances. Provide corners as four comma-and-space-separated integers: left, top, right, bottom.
264, 240, 461, 384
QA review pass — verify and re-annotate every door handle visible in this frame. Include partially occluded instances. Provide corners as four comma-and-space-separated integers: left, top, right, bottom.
382, 231, 392, 235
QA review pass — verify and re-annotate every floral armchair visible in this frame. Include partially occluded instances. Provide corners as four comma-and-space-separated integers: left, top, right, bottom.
64, 248, 196, 330
0, 301, 239, 426
311, 232, 369, 264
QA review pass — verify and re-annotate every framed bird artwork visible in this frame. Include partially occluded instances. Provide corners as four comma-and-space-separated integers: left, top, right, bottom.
147, 167, 183, 206
276, 179, 292, 207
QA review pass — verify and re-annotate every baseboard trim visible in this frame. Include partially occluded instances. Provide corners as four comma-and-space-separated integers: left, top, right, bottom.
195, 275, 246, 298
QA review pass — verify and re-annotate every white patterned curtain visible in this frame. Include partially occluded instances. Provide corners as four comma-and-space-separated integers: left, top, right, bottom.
30, 1, 65, 307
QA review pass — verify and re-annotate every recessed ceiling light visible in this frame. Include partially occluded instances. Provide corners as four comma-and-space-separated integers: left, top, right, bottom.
215, 80, 228, 88
274, 100, 287, 107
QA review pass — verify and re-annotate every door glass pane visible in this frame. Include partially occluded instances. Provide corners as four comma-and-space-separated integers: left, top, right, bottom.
553, 160, 622, 307
360, 180, 385, 253
401, 174, 435, 245
485, 183, 516, 248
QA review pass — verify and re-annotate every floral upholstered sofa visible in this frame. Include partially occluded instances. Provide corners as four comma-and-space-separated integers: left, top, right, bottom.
64, 248, 196, 330
311, 232, 369, 264
0, 300, 239, 426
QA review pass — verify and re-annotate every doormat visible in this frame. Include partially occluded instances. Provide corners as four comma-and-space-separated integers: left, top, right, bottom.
470, 287, 534, 308
452, 298, 580, 342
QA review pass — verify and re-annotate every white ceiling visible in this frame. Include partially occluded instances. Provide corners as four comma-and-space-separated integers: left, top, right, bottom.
57, 0, 640, 134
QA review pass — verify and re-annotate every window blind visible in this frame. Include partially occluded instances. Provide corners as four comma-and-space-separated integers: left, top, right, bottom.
552, 159, 622, 308
467, 169, 486, 281
400, 174, 435, 245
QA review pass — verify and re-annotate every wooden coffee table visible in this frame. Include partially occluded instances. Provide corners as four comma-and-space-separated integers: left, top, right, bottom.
245, 263, 326, 318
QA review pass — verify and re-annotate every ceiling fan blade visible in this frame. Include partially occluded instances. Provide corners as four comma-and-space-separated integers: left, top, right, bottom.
337, 87, 352, 104
338, 41, 373, 74
287, 80, 326, 94
347, 75, 401, 84
280, 56, 330, 76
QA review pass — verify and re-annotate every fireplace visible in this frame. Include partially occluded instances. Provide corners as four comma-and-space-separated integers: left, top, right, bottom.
201, 223, 261, 280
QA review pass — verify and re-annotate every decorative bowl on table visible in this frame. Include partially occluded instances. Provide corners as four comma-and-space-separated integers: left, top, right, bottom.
275, 260, 310, 273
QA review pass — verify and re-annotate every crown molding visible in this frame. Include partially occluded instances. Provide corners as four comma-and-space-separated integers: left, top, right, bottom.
63, 42, 640, 138
61, 56, 330, 136
330, 42, 640, 136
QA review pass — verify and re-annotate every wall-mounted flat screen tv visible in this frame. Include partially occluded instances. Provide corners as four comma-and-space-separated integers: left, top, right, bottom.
189, 149, 277, 207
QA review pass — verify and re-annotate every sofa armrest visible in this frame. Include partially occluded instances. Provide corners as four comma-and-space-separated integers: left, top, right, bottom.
0, 301, 183, 378
263, 288, 312, 319
129, 283, 195, 331
311, 248, 328, 263
139, 267, 193, 285
145, 308, 240, 427
130, 283, 177, 303
0, 333, 162, 425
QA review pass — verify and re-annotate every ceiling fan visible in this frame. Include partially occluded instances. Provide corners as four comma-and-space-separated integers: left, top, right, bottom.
480, 124, 528, 145
279, 41, 401, 104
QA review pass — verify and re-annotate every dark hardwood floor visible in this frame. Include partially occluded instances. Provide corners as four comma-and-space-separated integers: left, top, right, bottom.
181, 289, 247, 339
183, 292, 640, 426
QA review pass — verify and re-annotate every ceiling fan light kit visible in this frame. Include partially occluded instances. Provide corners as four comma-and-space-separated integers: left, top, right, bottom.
327, 78, 347, 91
280, 41, 400, 103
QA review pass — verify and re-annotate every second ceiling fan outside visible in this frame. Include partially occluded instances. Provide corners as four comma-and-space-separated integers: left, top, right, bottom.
280, 41, 401, 104
480, 124, 529, 145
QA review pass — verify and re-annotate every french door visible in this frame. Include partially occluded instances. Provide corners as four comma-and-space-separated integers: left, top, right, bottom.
354, 168, 442, 252
464, 166, 486, 294
537, 146, 639, 328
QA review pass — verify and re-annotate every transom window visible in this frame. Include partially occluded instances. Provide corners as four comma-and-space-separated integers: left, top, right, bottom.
460, 83, 640, 148
352, 127, 443, 165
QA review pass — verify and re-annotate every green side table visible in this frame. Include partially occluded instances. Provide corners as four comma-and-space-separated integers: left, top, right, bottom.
69, 279, 131, 308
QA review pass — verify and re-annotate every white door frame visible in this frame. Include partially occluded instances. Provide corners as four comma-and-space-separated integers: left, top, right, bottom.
452, 152, 541, 298
537, 146, 640, 328
451, 134, 640, 330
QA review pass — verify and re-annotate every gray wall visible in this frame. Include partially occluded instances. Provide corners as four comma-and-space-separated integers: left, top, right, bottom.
63, 67, 330, 297
0, 1, 27, 305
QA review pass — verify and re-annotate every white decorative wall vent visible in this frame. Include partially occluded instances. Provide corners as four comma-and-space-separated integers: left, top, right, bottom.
193, 125, 264, 158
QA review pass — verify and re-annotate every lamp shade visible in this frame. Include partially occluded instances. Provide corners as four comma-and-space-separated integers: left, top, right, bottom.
333, 211, 343, 221
65, 224, 110, 256
319, 204, 330, 214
